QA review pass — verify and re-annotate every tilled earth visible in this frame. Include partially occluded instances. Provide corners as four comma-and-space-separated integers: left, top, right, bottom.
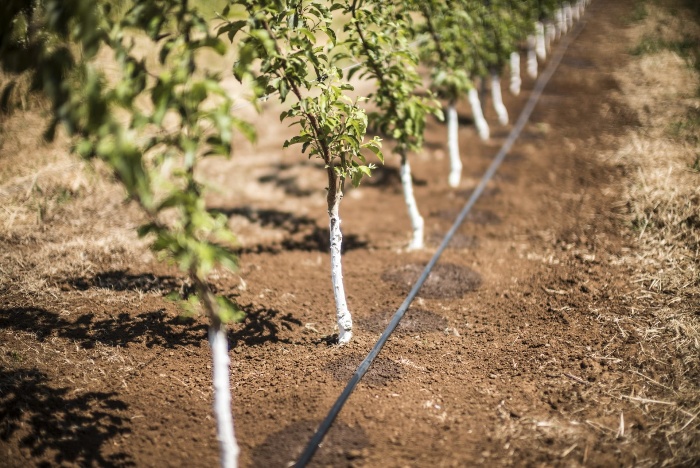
1, 0, 695, 466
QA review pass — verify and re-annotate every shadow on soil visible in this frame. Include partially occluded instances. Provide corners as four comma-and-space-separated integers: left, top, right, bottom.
229, 304, 303, 347
361, 165, 428, 191
256, 161, 321, 197
251, 419, 369, 467
0, 368, 132, 467
215, 206, 369, 254
0, 307, 206, 348
66, 271, 180, 294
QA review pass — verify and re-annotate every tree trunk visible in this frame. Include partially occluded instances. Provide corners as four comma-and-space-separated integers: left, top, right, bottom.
556, 8, 565, 38
509, 51, 521, 95
535, 22, 546, 61
446, 102, 462, 187
193, 276, 239, 468
209, 318, 239, 468
564, 3, 574, 30
545, 22, 556, 52
400, 153, 425, 248
490, 73, 508, 125
526, 35, 538, 79
467, 88, 489, 141
328, 189, 352, 344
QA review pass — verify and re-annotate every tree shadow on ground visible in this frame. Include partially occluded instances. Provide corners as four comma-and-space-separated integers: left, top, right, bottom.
215, 207, 368, 254
229, 304, 303, 347
66, 271, 180, 294
0, 368, 133, 467
0, 307, 206, 349
251, 419, 369, 467
256, 161, 322, 197
361, 165, 428, 191
217, 206, 318, 236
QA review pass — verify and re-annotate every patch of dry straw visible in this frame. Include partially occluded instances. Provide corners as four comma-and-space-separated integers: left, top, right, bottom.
601, 1, 700, 464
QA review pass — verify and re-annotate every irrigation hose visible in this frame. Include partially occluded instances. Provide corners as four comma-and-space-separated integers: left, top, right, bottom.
295, 18, 587, 468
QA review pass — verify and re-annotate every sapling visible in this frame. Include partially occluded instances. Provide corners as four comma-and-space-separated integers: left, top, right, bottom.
14, 1, 254, 466
557, 7, 567, 36
221, 0, 383, 343
530, 0, 560, 53
414, 0, 487, 187
468, 87, 491, 138
343, 0, 441, 250
545, 22, 556, 51
474, 0, 533, 126
535, 21, 547, 60
564, 2, 574, 30
490, 73, 509, 125
573, 0, 582, 21
526, 34, 538, 78
509, 51, 522, 95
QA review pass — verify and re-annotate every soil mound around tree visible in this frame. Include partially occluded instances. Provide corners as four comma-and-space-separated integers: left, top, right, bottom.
381, 263, 482, 299
323, 352, 403, 386
357, 308, 449, 335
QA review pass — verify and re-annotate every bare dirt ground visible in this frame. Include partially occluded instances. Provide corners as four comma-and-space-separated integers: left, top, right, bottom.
1, 0, 699, 467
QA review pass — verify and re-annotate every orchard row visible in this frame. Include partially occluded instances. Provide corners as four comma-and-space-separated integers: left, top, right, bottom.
0, 1, 589, 466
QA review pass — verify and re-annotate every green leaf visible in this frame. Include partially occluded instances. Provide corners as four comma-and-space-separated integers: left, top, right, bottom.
220, 20, 247, 42
216, 296, 245, 323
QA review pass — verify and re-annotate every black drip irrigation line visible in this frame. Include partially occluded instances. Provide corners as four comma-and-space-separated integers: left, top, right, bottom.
295, 19, 587, 468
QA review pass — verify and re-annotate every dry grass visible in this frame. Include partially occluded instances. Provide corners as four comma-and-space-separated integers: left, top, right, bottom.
601, 0, 700, 464
0, 78, 158, 305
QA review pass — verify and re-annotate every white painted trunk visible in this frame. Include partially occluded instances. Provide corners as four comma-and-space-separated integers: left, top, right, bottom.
526, 35, 538, 79
573, 0, 582, 21
545, 23, 556, 52
564, 3, 573, 30
467, 88, 489, 141
535, 22, 546, 61
446, 104, 462, 188
400, 157, 425, 248
328, 197, 352, 344
556, 9, 565, 38
490, 73, 508, 125
509, 51, 521, 95
210, 324, 239, 468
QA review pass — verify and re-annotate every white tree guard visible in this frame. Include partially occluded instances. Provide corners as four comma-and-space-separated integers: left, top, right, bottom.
467, 88, 489, 141
555, 9, 565, 38
564, 3, 573, 30
535, 22, 546, 61
490, 73, 508, 125
328, 200, 352, 344
545, 23, 556, 52
446, 104, 462, 188
573, 0, 582, 21
400, 158, 426, 247
526, 35, 538, 79
509, 51, 521, 95
210, 325, 239, 468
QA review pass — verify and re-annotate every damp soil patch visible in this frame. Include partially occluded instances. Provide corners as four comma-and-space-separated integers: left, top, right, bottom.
251, 420, 369, 467
430, 208, 502, 226
357, 307, 448, 336
381, 263, 482, 299
323, 352, 403, 387
426, 232, 479, 250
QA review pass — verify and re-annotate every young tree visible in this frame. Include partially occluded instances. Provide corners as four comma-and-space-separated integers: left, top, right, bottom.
219, 0, 383, 344
509, 49, 522, 95
474, 0, 532, 126
342, 0, 441, 250
414, 0, 487, 188
2, 1, 252, 466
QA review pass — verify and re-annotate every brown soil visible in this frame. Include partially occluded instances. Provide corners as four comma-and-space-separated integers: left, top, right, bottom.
1, 0, 699, 467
